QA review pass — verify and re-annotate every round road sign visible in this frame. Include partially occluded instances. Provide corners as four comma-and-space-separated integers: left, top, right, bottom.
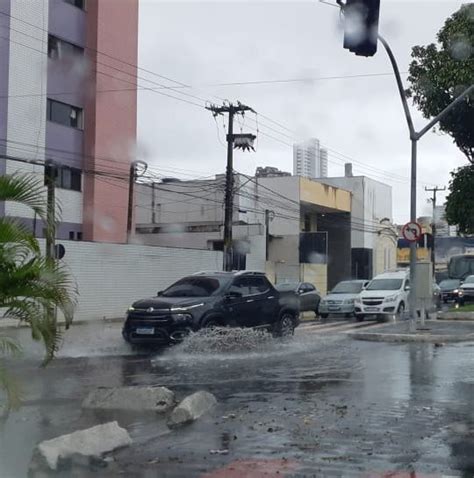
402, 222, 422, 242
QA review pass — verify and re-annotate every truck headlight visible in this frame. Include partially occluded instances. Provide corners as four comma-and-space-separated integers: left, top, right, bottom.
344, 299, 355, 305
355, 297, 361, 304
384, 295, 397, 303
127, 306, 135, 312
172, 313, 193, 323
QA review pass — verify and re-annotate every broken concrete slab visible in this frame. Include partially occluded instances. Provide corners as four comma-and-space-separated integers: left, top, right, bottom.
82, 386, 175, 412
167, 391, 217, 428
30, 421, 131, 472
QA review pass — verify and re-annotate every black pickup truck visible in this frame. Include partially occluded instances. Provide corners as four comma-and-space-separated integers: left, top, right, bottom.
122, 271, 300, 346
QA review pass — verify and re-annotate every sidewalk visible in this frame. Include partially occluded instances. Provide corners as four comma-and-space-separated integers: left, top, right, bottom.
349, 319, 474, 343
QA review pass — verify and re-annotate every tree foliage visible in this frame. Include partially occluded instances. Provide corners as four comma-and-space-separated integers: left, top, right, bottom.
407, 4, 474, 162
445, 164, 474, 235
0, 174, 77, 414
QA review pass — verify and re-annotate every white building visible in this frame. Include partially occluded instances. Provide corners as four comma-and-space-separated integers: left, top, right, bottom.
293, 138, 328, 179
322, 163, 395, 279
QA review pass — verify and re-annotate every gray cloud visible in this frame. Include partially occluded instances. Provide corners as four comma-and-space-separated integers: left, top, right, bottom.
138, 0, 467, 222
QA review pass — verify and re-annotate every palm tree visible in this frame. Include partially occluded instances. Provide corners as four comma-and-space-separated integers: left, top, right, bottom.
0, 174, 77, 414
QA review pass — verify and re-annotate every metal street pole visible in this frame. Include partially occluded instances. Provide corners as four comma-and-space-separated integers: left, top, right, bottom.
409, 138, 417, 332
378, 34, 473, 332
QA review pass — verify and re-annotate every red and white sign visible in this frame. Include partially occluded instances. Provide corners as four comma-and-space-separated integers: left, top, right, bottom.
402, 222, 422, 242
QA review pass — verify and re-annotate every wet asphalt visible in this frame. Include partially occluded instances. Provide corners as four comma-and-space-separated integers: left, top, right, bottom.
1, 321, 474, 478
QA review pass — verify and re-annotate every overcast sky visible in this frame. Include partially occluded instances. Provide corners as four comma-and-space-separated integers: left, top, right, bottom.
137, 0, 468, 223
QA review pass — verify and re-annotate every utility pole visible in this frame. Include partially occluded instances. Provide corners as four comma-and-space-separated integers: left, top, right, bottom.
265, 209, 275, 261
127, 162, 137, 238
425, 186, 446, 276
206, 102, 256, 271
127, 160, 148, 239
45, 162, 56, 262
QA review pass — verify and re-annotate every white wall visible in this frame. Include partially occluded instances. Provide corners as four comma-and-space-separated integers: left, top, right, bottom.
39, 240, 223, 322
322, 176, 392, 249
5, 0, 49, 218
257, 176, 300, 236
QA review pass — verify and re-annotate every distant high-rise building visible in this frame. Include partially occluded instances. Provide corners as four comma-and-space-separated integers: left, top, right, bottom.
319, 148, 328, 177
293, 138, 328, 178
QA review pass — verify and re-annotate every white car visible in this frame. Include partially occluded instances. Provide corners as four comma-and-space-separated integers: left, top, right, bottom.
459, 275, 474, 305
355, 271, 410, 321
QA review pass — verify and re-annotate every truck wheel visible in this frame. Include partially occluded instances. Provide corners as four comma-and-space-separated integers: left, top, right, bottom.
272, 312, 296, 338
356, 315, 364, 322
200, 317, 220, 329
320, 313, 329, 319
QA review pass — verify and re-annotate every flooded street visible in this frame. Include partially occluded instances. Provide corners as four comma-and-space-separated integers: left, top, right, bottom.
2, 324, 474, 477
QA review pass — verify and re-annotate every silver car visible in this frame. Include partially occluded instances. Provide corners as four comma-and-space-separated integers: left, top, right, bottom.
319, 280, 369, 319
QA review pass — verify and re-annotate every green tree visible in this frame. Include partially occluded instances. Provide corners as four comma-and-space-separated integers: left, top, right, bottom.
445, 164, 474, 235
407, 4, 474, 163
0, 174, 77, 414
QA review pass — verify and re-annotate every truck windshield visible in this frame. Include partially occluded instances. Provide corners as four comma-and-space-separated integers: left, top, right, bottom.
162, 277, 227, 297
366, 279, 403, 291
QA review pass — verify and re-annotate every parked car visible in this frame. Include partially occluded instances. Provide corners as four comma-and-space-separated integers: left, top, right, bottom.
318, 280, 369, 319
355, 270, 410, 321
439, 279, 463, 303
122, 271, 300, 346
459, 275, 474, 305
275, 282, 321, 315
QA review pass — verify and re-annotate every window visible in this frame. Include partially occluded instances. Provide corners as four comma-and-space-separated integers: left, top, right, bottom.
45, 165, 82, 192
77, 232, 83, 241
48, 35, 84, 60
69, 231, 74, 240
229, 277, 269, 296
47, 99, 83, 129
248, 277, 270, 294
64, 0, 85, 9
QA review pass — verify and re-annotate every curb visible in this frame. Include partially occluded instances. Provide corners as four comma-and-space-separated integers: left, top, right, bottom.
349, 331, 474, 343
437, 312, 474, 321
0, 317, 124, 331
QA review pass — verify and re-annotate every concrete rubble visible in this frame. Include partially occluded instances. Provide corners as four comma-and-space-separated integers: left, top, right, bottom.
167, 391, 217, 428
82, 386, 175, 412
29, 421, 131, 473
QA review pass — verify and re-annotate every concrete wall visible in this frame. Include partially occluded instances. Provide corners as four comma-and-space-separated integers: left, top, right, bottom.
301, 263, 328, 295
300, 177, 351, 212
257, 176, 300, 236
40, 240, 223, 322
268, 235, 299, 265
135, 179, 225, 226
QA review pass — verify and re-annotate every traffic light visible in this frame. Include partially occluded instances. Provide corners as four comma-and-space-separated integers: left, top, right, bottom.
342, 0, 380, 57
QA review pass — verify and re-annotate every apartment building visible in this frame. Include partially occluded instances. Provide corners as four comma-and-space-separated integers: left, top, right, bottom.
0, 0, 138, 243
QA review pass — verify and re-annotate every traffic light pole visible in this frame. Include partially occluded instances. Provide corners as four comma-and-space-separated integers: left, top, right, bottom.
378, 33, 474, 331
